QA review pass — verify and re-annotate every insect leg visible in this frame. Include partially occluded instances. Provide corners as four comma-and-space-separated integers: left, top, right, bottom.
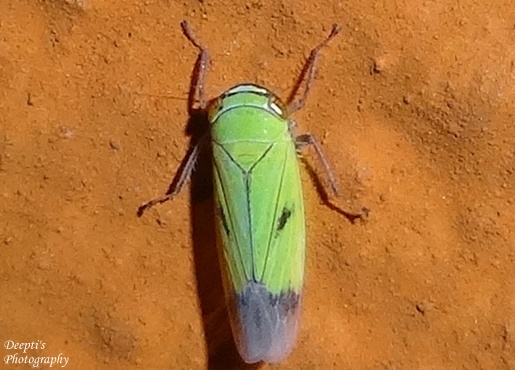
295, 133, 339, 196
138, 136, 206, 216
286, 24, 341, 114
181, 20, 210, 111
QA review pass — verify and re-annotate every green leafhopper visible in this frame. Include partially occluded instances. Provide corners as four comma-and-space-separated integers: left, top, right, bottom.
140, 21, 343, 364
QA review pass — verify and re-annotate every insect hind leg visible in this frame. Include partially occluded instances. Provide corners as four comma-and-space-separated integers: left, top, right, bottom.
137, 137, 205, 216
295, 133, 339, 196
296, 133, 371, 223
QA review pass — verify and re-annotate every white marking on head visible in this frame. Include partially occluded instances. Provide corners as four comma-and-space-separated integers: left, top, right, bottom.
269, 101, 283, 116
225, 84, 270, 96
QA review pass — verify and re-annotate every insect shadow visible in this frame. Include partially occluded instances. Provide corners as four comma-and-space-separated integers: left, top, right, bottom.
176, 110, 260, 370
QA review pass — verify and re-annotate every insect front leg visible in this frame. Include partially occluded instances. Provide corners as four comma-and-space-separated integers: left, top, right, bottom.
138, 135, 206, 216
181, 20, 211, 111
295, 133, 339, 196
286, 24, 341, 114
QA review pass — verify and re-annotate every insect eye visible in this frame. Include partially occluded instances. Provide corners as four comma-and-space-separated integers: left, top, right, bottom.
268, 96, 287, 118
207, 97, 223, 122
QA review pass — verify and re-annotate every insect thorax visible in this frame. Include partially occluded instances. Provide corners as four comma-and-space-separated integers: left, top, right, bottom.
208, 84, 290, 142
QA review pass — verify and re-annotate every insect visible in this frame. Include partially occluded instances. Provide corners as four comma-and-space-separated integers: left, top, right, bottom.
140, 21, 343, 364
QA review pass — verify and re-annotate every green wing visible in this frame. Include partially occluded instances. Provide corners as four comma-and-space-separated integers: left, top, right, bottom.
213, 137, 305, 296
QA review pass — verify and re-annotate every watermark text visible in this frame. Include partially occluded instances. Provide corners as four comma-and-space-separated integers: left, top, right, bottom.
4, 340, 69, 368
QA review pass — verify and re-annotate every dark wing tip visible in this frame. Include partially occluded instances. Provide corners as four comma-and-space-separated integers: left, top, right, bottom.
228, 282, 301, 364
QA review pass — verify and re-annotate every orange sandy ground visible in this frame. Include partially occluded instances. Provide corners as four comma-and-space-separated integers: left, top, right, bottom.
1, 1, 514, 369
